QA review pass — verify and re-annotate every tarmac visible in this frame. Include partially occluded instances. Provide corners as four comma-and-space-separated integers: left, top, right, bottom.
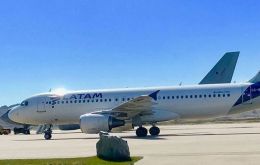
1, 123, 260, 165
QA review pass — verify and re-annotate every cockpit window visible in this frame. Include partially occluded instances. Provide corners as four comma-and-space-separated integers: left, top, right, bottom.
21, 101, 29, 106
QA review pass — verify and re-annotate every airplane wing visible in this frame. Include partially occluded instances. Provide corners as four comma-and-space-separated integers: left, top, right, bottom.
94, 90, 160, 119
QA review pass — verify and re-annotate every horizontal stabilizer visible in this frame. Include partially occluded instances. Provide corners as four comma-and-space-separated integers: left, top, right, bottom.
199, 51, 239, 84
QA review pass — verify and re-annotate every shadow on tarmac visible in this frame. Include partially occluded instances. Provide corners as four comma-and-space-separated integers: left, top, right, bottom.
13, 131, 260, 141
162, 126, 259, 131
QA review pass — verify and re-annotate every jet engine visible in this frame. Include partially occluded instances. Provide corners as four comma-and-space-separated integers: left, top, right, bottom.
80, 114, 125, 134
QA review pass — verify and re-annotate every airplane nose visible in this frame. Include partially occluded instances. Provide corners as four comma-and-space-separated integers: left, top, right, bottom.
8, 108, 21, 123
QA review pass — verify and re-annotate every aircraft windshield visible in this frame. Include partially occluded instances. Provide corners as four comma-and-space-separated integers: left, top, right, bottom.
21, 101, 28, 106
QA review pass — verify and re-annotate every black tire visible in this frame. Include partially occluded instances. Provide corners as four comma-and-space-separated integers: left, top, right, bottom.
136, 127, 148, 137
149, 126, 160, 136
25, 130, 30, 135
44, 133, 52, 140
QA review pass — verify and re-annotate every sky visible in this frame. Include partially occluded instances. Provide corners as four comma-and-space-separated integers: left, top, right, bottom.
0, 0, 260, 105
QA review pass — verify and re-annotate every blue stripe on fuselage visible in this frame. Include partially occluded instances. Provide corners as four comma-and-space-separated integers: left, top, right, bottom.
233, 82, 260, 107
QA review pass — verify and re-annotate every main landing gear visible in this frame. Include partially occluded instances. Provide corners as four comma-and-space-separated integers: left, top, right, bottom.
44, 125, 53, 140
136, 126, 160, 137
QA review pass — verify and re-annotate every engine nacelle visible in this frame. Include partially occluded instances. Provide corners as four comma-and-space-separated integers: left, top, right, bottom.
80, 114, 125, 134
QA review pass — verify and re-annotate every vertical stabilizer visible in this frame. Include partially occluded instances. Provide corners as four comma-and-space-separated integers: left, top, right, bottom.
249, 71, 260, 83
199, 51, 239, 84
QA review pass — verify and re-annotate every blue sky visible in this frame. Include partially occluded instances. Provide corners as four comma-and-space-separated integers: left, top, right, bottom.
0, 0, 260, 105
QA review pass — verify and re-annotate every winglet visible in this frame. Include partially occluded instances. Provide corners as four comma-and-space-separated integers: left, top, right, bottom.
149, 90, 160, 101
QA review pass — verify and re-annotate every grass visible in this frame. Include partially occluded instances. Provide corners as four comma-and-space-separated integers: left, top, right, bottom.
0, 156, 142, 165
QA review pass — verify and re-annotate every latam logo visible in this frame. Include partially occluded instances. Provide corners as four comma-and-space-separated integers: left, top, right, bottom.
65, 93, 103, 100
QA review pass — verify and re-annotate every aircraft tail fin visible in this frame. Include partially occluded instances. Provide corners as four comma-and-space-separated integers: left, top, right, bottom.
249, 71, 260, 83
199, 51, 239, 84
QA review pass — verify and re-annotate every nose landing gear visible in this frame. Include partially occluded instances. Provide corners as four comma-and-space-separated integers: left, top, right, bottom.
44, 125, 52, 140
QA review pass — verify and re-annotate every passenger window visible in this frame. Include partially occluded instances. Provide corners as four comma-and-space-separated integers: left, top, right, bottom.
61, 101, 64, 104
213, 94, 216, 97
227, 94, 230, 97
167, 96, 170, 99
104, 99, 107, 102
208, 95, 211, 98
49, 101, 52, 104
115, 98, 118, 102
172, 96, 175, 99
96, 99, 98, 102
199, 95, 202, 98
100, 99, 103, 102
204, 94, 207, 98
181, 96, 183, 99
109, 99, 112, 102
163, 96, 165, 100
176, 96, 179, 99
194, 95, 197, 98
127, 98, 130, 101
74, 100, 77, 103
122, 98, 125, 101
79, 100, 81, 103
218, 94, 221, 97
83, 100, 86, 103
70, 100, 73, 103
185, 95, 188, 99
223, 94, 226, 97
66, 101, 69, 104
190, 95, 193, 98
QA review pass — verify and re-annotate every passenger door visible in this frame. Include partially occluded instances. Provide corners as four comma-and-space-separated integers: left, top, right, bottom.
37, 97, 46, 112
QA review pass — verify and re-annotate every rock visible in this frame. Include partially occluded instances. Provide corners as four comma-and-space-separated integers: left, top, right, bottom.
96, 132, 130, 161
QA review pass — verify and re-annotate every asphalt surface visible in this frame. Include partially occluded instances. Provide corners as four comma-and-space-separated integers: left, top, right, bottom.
1, 123, 260, 165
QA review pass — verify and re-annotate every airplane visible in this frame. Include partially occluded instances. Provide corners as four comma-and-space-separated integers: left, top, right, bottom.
33, 51, 239, 133
9, 53, 255, 140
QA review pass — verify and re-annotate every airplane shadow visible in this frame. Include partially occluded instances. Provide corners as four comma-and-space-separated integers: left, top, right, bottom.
162, 126, 259, 131
158, 131, 260, 137
13, 131, 260, 141
53, 131, 82, 135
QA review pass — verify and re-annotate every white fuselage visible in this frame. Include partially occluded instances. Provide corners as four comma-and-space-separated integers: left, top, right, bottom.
8, 82, 260, 125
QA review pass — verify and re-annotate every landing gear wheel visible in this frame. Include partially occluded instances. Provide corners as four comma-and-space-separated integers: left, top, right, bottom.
44, 132, 52, 140
25, 129, 30, 135
44, 125, 53, 140
136, 127, 148, 137
149, 126, 160, 136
